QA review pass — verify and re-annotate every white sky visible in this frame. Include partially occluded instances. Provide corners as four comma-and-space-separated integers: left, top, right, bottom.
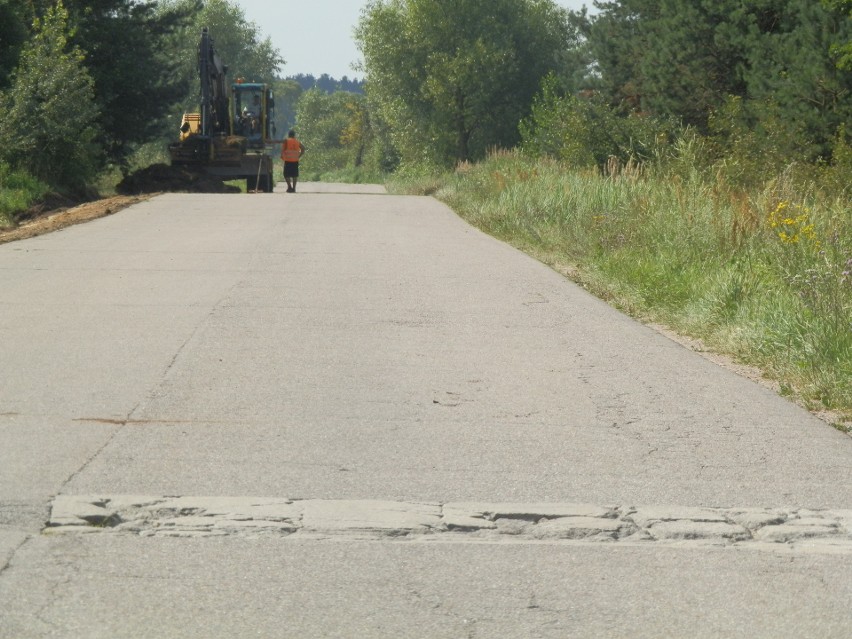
234, 0, 597, 79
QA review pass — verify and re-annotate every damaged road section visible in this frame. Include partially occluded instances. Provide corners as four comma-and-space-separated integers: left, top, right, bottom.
45, 495, 852, 552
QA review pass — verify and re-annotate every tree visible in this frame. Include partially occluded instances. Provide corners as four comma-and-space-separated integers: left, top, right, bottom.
586, 0, 752, 128
49, 0, 198, 165
296, 89, 360, 173
520, 74, 680, 168
583, 0, 657, 111
356, 0, 572, 165
585, 0, 852, 159
286, 74, 365, 94
824, 0, 852, 69
2, 0, 198, 166
162, 0, 283, 109
639, 0, 751, 128
552, 8, 596, 95
271, 78, 303, 134
741, 0, 852, 160
0, 2, 100, 190
294, 88, 394, 176
0, 0, 30, 89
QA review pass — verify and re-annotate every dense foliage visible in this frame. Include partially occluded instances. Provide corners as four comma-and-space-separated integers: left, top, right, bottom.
287, 74, 364, 94
0, 0, 283, 201
0, 0, 198, 166
293, 88, 395, 182
160, 0, 283, 110
356, 0, 573, 166
0, 3, 100, 191
824, 0, 852, 68
574, 1, 852, 165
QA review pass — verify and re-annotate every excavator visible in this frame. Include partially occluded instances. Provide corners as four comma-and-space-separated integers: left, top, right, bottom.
169, 28, 279, 192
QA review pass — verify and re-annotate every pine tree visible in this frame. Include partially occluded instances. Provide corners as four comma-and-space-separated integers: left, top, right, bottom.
741, 0, 852, 160
2, 1, 199, 165
823, 0, 852, 68
0, 0, 31, 89
587, 0, 852, 155
585, 0, 658, 111
61, 0, 199, 164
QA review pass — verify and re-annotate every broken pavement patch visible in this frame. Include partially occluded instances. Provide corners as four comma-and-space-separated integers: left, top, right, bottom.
45, 496, 852, 552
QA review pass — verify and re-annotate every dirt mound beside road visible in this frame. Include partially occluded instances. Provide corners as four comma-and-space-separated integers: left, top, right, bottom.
1, 163, 241, 245
0, 195, 149, 245
117, 163, 241, 195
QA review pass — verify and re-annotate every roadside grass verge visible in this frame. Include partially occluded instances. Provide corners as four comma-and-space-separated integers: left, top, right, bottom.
0, 163, 50, 228
300, 165, 387, 185
391, 151, 852, 425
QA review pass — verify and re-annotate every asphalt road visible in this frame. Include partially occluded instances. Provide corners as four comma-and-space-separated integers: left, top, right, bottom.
1, 183, 850, 637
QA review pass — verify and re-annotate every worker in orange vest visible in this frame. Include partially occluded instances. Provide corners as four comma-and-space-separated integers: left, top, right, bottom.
280, 130, 306, 193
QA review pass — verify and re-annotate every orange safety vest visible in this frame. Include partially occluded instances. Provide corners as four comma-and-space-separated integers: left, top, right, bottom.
281, 138, 301, 163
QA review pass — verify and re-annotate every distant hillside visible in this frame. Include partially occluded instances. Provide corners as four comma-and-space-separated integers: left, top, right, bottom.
285, 73, 364, 94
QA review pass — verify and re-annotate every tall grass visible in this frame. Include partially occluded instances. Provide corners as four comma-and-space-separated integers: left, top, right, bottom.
397, 150, 851, 422
301, 165, 388, 184
0, 162, 49, 228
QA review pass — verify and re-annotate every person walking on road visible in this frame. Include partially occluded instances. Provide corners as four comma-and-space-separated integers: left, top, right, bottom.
281, 130, 306, 193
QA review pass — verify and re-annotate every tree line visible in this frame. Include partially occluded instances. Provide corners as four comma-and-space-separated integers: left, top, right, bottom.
0, 0, 281, 194
567, 1, 852, 169
298, 0, 851, 188
287, 74, 363, 94
1, 0, 850, 195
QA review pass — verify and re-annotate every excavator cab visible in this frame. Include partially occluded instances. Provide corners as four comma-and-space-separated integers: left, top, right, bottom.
232, 82, 276, 149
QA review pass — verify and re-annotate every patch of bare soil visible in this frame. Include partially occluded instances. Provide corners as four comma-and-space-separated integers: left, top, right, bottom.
1, 163, 241, 244
116, 163, 240, 195
0, 195, 149, 245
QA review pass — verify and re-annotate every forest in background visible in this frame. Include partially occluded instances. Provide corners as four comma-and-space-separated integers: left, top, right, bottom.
0, 0, 850, 419
286, 74, 363, 94
0, 0, 371, 209
2, 0, 849, 194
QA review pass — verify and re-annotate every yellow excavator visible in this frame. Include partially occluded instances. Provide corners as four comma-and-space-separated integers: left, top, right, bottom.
169, 28, 279, 192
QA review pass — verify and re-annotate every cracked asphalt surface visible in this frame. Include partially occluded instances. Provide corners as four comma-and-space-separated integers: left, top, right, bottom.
46, 495, 852, 550
1, 182, 851, 637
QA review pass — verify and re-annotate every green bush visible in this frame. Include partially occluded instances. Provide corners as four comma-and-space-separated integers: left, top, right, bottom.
815, 124, 852, 200
0, 162, 49, 227
0, 3, 101, 194
520, 76, 682, 169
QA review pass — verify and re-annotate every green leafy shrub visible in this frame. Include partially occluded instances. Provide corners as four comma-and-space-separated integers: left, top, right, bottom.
0, 2, 101, 193
520, 76, 681, 169
816, 125, 852, 199
0, 162, 48, 227
706, 96, 816, 191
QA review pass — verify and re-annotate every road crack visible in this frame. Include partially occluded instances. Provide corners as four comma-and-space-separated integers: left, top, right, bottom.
41, 496, 852, 553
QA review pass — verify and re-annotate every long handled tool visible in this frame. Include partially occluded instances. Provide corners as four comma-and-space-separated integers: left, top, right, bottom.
249, 158, 263, 193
